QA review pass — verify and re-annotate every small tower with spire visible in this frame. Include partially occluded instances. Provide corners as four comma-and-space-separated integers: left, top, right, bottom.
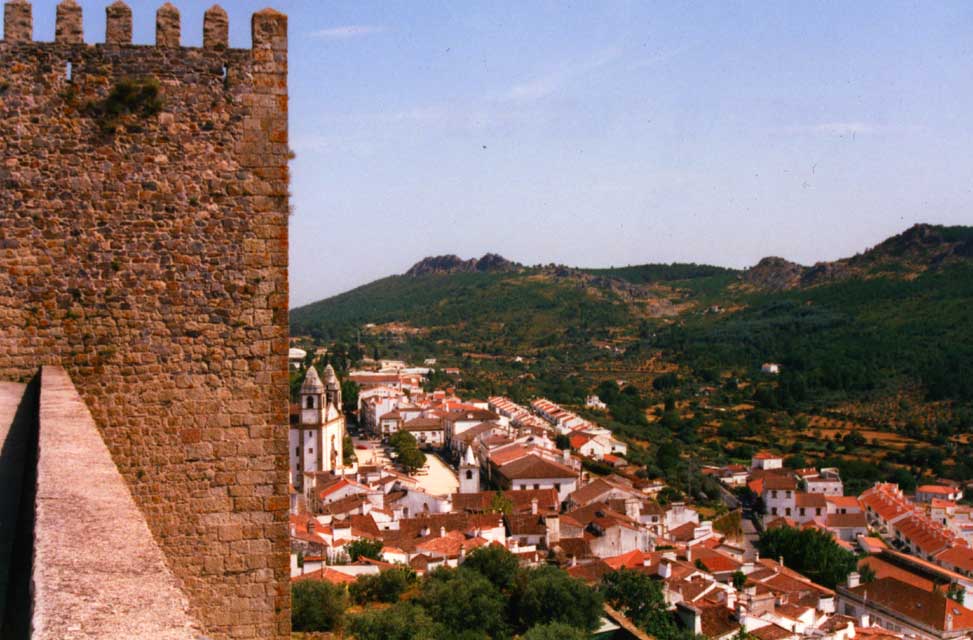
300, 365, 324, 426
324, 363, 342, 411
459, 445, 481, 494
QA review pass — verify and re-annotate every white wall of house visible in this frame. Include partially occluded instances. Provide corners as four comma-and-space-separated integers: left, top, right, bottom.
510, 477, 577, 503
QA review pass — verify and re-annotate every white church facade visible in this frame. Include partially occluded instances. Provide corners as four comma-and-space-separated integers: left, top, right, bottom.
290, 364, 346, 489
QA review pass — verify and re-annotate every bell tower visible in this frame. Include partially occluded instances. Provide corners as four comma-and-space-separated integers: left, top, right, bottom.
459, 445, 481, 494
300, 366, 324, 425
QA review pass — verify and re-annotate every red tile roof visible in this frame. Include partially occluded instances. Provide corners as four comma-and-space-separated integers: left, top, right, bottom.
826, 513, 868, 528
498, 454, 577, 480
935, 545, 973, 573
795, 492, 827, 508
691, 547, 741, 574
291, 567, 356, 585
918, 485, 958, 495
845, 577, 973, 631
826, 495, 861, 509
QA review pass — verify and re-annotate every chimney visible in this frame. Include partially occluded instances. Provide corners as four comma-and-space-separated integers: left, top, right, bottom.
737, 605, 751, 631
686, 546, 693, 563
570, 555, 577, 567
440, 526, 446, 538
307, 520, 315, 534
726, 591, 737, 610
859, 613, 870, 628
420, 525, 430, 537
846, 571, 861, 588
778, 555, 784, 568
625, 497, 641, 521
562, 448, 571, 463
687, 605, 703, 635
531, 498, 539, 515
545, 516, 561, 546
658, 561, 673, 579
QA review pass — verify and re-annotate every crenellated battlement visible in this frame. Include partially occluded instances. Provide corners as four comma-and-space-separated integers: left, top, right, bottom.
0, 2, 291, 639
1, 0, 280, 51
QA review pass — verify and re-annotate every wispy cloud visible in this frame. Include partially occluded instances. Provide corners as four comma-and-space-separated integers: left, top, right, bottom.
309, 25, 386, 40
499, 47, 620, 103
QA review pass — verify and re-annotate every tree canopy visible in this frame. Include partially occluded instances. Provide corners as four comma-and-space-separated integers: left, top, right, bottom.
756, 526, 857, 589
291, 580, 347, 633
346, 537, 384, 562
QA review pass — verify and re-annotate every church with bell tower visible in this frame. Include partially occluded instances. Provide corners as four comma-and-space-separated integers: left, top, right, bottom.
290, 364, 346, 488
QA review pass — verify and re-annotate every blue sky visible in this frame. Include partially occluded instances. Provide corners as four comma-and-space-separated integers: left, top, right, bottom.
28, 2, 973, 306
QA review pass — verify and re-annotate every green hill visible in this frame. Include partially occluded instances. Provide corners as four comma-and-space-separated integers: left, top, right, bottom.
290, 224, 973, 415
290, 256, 734, 351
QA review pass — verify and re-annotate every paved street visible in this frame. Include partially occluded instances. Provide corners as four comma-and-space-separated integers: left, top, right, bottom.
351, 437, 458, 497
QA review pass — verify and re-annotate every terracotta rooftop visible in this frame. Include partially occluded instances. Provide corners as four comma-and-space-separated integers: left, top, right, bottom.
795, 492, 827, 508
858, 555, 937, 592
498, 453, 577, 480
291, 567, 356, 585
451, 488, 558, 514
826, 512, 868, 528
845, 577, 973, 631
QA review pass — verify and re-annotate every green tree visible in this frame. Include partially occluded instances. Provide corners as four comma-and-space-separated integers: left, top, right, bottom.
342, 379, 360, 413
656, 441, 681, 475
349, 601, 441, 640
732, 570, 747, 591
463, 544, 522, 592
390, 431, 427, 473
948, 583, 965, 603
343, 433, 357, 462
291, 580, 347, 632
418, 567, 509, 639
346, 538, 384, 562
349, 567, 416, 604
859, 563, 876, 584
398, 445, 427, 473
521, 622, 589, 640
657, 486, 683, 506
600, 569, 676, 638
756, 527, 857, 589
513, 565, 603, 633
490, 491, 515, 516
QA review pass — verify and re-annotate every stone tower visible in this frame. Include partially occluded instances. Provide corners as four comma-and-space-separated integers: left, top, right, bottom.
0, 3, 291, 638
460, 445, 481, 494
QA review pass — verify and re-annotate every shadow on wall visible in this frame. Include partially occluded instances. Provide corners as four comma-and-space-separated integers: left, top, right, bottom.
0, 375, 39, 639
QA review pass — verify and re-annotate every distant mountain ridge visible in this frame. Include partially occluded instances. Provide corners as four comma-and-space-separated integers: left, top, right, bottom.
742, 224, 973, 291
291, 223, 973, 346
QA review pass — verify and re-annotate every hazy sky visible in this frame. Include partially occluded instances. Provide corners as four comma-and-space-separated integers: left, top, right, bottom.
29, 2, 973, 306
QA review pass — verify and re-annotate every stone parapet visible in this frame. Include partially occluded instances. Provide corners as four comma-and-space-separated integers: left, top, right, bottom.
32, 366, 201, 639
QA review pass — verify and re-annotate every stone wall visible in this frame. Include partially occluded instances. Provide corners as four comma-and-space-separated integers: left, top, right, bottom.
0, 3, 290, 638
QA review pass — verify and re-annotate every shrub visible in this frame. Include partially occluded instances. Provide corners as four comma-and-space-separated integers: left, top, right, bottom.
291, 580, 347, 632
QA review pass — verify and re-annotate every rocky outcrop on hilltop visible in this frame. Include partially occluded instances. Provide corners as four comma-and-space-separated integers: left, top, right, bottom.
743, 257, 806, 291
743, 224, 973, 291
405, 253, 521, 277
